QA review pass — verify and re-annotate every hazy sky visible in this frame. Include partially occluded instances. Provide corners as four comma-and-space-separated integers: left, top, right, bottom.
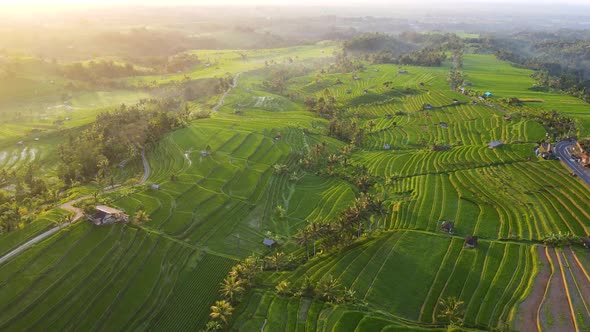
2, 0, 589, 6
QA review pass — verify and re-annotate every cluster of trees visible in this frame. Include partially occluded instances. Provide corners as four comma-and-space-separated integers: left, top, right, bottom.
0, 165, 59, 234
542, 232, 581, 247
345, 32, 464, 67
536, 110, 576, 138
57, 100, 187, 186
398, 48, 448, 67
449, 48, 464, 90
275, 274, 357, 304
203, 256, 263, 331
62, 60, 144, 81
294, 192, 385, 258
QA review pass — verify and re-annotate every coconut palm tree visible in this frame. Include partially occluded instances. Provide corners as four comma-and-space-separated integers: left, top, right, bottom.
294, 228, 311, 261
275, 281, 291, 296
209, 300, 234, 326
266, 252, 286, 272
316, 274, 341, 302
132, 210, 150, 225
437, 296, 464, 326
219, 275, 245, 303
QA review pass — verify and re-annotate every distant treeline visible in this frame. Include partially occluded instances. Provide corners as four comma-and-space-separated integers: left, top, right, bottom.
473, 31, 590, 102
61, 53, 201, 81
343, 32, 463, 67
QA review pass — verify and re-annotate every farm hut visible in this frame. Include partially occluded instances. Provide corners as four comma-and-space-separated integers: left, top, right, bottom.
441, 221, 454, 234
488, 140, 503, 149
385, 114, 392, 119
419, 82, 425, 86
484, 92, 492, 98
65, 117, 71, 121
275, 133, 282, 140
151, 184, 161, 190
384, 143, 391, 150
263, 238, 276, 247
582, 237, 590, 249
440, 122, 448, 129
424, 104, 433, 110
90, 205, 128, 225
398, 69, 408, 74
465, 236, 478, 248
363, 89, 369, 94
200, 150, 209, 157
452, 98, 459, 104
346, 89, 352, 94
17, 141, 24, 145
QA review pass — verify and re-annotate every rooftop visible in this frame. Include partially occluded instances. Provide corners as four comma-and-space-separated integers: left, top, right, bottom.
96, 205, 125, 215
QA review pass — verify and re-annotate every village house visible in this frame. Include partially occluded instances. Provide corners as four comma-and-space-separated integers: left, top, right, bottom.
488, 140, 503, 149
465, 235, 478, 248
576, 141, 590, 166
582, 237, 590, 249
263, 238, 276, 247
384, 143, 391, 150
440, 122, 448, 129
89, 205, 128, 225
441, 221, 454, 234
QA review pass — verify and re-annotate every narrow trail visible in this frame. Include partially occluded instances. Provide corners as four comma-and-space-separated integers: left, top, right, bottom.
211, 72, 241, 113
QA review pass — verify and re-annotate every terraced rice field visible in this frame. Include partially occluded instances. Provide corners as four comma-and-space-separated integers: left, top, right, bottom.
1, 49, 590, 331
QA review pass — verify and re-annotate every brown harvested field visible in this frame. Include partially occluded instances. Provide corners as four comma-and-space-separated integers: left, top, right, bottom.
513, 246, 550, 332
538, 248, 575, 332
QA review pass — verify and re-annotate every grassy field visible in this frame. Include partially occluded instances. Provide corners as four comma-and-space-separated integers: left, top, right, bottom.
463, 54, 590, 134
1, 46, 589, 332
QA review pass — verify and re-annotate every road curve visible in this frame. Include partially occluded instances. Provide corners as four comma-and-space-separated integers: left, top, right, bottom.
139, 149, 150, 185
554, 140, 590, 186
0, 148, 152, 265
0, 195, 89, 265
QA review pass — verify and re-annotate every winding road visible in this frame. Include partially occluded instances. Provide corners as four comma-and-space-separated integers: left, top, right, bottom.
0, 72, 241, 265
554, 140, 590, 187
0, 149, 153, 265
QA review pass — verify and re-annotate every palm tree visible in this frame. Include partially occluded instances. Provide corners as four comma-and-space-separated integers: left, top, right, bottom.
133, 210, 150, 225
294, 228, 311, 261
266, 252, 286, 272
437, 296, 464, 326
209, 300, 234, 326
275, 280, 291, 296
316, 274, 341, 302
220, 275, 245, 303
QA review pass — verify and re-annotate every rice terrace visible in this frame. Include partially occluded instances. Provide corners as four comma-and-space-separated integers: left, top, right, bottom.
1, 2, 590, 332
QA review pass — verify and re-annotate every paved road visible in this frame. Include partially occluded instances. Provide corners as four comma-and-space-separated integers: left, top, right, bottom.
0, 196, 88, 265
139, 149, 150, 185
0, 149, 152, 265
211, 72, 241, 113
554, 140, 590, 186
